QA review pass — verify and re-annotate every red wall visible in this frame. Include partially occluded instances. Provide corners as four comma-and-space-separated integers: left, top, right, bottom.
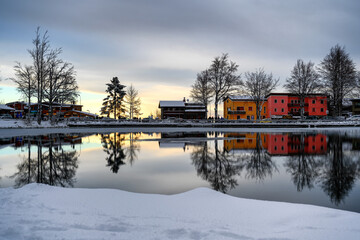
267, 95, 288, 118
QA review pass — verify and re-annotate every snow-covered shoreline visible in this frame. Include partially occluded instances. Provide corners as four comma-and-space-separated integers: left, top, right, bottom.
0, 184, 359, 240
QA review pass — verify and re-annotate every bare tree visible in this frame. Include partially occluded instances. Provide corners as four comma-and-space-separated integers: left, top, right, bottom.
11, 63, 36, 122
208, 54, 242, 119
284, 60, 321, 119
190, 70, 214, 118
43, 48, 78, 123
243, 68, 279, 120
100, 77, 126, 119
125, 84, 141, 119
318, 45, 357, 116
28, 27, 50, 124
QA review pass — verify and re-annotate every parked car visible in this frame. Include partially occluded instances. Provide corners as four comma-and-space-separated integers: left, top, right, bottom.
0, 114, 13, 119
260, 118, 272, 123
347, 115, 360, 121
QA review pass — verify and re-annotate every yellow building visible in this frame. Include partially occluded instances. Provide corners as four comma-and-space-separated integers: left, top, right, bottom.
223, 96, 268, 120
224, 133, 268, 152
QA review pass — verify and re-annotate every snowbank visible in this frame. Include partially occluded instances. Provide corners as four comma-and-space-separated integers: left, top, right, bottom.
0, 184, 359, 240
0, 119, 67, 129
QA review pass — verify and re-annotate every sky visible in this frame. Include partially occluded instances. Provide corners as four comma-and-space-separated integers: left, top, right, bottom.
0, 0, 360, 117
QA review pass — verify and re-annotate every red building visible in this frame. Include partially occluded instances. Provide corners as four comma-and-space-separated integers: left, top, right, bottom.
267, 93, 327, 118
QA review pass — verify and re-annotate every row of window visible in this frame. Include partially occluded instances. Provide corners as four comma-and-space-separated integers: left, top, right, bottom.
275, 99, 325, 104
229, 106, 267, 113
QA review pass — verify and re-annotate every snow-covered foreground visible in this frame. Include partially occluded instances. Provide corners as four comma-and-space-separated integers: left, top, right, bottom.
1, 184, 359, 240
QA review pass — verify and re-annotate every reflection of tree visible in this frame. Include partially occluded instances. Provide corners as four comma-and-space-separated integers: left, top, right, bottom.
285, 133, 321, 191
319, 135, 358, 205
242, 133, 277, 181
126, 132, 141, 165
191, 136, 243, 193
11, 135, 79, 188
286, 154, 320, 191
101, 133, 126, 173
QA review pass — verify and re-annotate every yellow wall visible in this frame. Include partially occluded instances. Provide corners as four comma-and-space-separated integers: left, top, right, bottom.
224, 98, 268, 120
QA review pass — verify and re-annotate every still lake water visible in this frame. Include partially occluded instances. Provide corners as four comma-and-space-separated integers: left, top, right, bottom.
0, 130, 360, 213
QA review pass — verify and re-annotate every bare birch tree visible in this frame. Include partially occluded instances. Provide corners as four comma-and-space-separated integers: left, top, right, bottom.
190, 70, 214, 118
284, 59, 321, 119
43, 48, 78, 123
11, 63, 36, 122
28, 27, 50, 124
318, 45, 357, 116
208, 53, 242, 119
125, 84, 141, 119
243, 68, 279, 120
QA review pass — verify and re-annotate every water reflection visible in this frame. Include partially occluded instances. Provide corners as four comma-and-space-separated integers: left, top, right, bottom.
101, 132, 142, 173
9, 134, 80, 188
0, 130, 360, 212
191, 135, 243, 193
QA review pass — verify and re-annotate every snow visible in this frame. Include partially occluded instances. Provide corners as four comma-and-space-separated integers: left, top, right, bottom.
159, 101, 185, 107
0, 119, 67, 129
0, 104, 15, 111
0, 184, 359, 240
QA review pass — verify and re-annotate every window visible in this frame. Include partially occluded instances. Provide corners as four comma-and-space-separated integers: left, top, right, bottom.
320, 100, 324, 104
281, 146, 284, 151
281, 99, 284, 103
274, 146, 277, 151
281, 108, 284, 112
248, 107, 253, 111
247, 115, 250, 120
264, 107, 266, 113
274, 108, 277, 112
291, 100, 293, 104
281, 137, 284, 142
251, 115, 254, 120
312, 100, 316, 104
249, 139, 253, 143
312, 146, 316, 150
239, 106, 244, 111
321, 108, 324, 112
237, 116, 240, 119
274, 99, 277, 103
313, 108, 315, 112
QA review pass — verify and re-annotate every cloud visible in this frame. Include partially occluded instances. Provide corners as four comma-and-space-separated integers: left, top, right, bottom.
1, 0, 360, 117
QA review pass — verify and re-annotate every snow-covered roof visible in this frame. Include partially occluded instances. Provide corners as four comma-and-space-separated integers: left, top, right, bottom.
68, 110, 97, 117
159, 101, 185, 107
0, 104, 15, 111
226, 96, 254, 101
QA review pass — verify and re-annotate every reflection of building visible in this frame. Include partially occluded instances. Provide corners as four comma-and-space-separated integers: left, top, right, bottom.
0, 134, 87, 149
158, 132, 207, 151
224, 133, 268, 151
224, 133, 327, 155
158, 99, 206, 119
223, 96, 267, 120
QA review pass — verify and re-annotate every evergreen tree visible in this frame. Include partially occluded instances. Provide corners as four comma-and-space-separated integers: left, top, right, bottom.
101, 77, 126, 119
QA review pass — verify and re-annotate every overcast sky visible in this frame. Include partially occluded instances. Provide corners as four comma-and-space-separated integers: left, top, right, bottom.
1, 0, 360, 116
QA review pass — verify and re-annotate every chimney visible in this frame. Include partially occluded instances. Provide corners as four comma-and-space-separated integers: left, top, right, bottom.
183, 97, 186, 102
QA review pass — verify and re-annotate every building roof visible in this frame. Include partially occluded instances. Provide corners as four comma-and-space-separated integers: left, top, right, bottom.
224, 95, 266, 101
0, 104, 15, 111
266, 93, 328, 98
159, 101, 185, 107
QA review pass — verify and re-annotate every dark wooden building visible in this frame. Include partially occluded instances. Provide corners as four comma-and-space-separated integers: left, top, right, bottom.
158, 100, 206, 119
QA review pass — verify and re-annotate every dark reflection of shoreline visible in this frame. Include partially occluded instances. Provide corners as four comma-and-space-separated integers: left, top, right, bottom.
9, 134, 80, 188
100, 132, 142, 173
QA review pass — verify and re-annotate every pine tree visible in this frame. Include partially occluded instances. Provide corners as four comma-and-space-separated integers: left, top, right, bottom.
100, 77, 126, 119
